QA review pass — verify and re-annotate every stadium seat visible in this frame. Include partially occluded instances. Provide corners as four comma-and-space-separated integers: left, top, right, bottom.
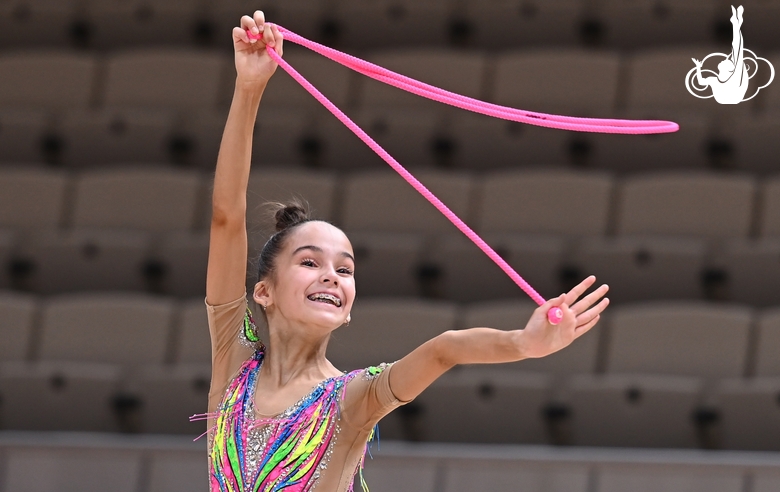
0, 166, 68, 230
445, 113, 582, 168
567, 374, 702, 448
0, 51, 95, 109
0, 231, 12, 289
23, 229, 152, 294
347, 232, 424, 297
462, 299, 601, 375
252, 109, 314, 165
258, 47, 354, 110
615, 172, 756, 237
759, 176, 780, 237
737, 3, 780, 50
175, 299, 211, 365
753, 469, 780, 492
754, 308, 780, 377
360, 50, 486, 109
431, 233, 566, 303
0, 0, 79, 48
763, 52, 780, 111
357, 456, 438, 492
317, 108, 441, 169
147, 450, 209, 492
626, 47, 755, 114
39, 294, 175, 365
341, 170, 474, 234
0, 110, 49, 163
327, 298, 457, 370
465, 0, 583, 49
592, 112, 710, 172
126, 363, 211, 434
102, 49, 228, 109
731, 115, 780, 174
3, 445, 142, 492
443, 460, 590, 492
721, 239, 780, 307
605, 302, 753, 378
716, 377, 780, 451
246, 167, 338, 231
0, 360, 121, 432
493, 49, 620, 115
0, 292, 35, 362
175, 109, 227, 169
152, 232, 209, 298
476, 169, 614, 235
571, 236, 707, 303
335, 0, 449, 48
58, 109, 175, 166
413, 368, 552, 444
596, 463, 745, 492
596, 0, 718, 49
88, 0, 206, 49
71, 167, 202, 231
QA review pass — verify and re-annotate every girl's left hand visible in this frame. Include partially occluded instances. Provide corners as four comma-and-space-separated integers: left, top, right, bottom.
518, 276, 609, 359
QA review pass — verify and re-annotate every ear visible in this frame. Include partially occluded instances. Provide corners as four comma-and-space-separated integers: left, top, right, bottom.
253, 279, 273, 308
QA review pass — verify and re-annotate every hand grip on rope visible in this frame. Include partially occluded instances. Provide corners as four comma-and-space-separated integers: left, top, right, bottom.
246, 26, 678, 325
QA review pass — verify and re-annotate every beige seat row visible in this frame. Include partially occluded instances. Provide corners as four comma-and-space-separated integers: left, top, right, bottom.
1, 167, 778, 238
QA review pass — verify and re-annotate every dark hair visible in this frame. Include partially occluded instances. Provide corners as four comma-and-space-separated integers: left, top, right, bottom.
256, 199, 314, 283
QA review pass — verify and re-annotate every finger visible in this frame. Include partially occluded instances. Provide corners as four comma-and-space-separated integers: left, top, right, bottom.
271, 22, 284, 56
573, 314, 600, 339
261, 20, 275, 47
233, 26, 250, 45
241, 15, 260, 43
575, 297, 609, 326
563, 275, 596, 305
571, 283, 609, 315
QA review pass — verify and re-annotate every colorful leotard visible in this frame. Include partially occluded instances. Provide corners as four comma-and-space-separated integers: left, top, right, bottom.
194, 295, 408, 492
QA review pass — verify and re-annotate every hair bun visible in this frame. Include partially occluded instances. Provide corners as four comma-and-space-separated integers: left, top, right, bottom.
271, 200, 311, 232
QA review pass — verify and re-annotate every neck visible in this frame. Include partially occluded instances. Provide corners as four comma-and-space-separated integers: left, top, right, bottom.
261, 316, 337, 387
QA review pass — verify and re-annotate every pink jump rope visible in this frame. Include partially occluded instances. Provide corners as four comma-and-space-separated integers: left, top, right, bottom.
248, 26, 679, 325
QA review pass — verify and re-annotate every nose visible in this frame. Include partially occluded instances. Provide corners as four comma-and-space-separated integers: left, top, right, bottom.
321, 268, 338, 286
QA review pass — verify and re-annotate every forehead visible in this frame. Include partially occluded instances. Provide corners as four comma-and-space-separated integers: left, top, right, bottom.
285, 221, 353, 256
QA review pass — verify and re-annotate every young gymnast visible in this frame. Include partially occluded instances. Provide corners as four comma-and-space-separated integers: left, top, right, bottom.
202, 11, 610, 492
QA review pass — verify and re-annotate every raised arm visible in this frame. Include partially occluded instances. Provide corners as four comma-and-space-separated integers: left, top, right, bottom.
206, 12, 283, 305
389, 276, 609, 402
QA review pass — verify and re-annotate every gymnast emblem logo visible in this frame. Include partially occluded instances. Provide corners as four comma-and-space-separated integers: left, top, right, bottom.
685, 5, 774, 104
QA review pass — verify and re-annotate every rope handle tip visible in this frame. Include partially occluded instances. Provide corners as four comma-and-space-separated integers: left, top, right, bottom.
547, 307, 563, 325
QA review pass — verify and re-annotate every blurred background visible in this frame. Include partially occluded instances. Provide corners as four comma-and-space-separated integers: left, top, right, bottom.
0, 0, 779, 491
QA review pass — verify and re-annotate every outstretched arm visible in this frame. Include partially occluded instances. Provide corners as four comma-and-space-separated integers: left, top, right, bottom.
206, 12, 283, 306
389, 276, 609, 402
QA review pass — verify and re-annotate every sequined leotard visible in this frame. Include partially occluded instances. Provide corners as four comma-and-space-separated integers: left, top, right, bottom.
196, 294, 408, 492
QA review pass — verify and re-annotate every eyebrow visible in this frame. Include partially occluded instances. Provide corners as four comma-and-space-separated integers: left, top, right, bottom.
292, 245, 355, 263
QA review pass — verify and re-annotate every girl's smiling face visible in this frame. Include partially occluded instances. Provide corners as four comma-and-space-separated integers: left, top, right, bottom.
255, 221, 355, 332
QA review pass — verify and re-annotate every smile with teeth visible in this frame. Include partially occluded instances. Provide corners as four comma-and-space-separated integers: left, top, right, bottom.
307, 293, 342, 307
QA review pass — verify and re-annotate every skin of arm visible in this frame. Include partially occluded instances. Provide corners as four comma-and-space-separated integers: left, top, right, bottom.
206, 12, 283, 307
389, 277, 609, 403
206, 12, 283, 393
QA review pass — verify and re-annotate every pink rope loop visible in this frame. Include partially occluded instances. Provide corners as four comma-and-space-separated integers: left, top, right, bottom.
251, 25, 679, 325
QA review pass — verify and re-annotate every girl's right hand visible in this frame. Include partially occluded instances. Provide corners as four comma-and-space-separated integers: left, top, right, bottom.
232, 10, 284, 88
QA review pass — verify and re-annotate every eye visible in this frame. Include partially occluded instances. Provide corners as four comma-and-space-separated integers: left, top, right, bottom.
338, 267, 354, 275
301, 258, 317, 267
